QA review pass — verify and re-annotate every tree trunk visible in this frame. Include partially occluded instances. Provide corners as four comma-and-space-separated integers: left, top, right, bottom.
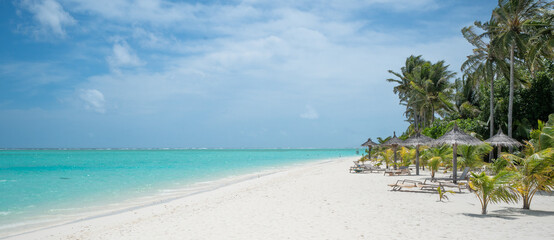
431, 104, 435, 124
415, 147, 420, 175
508, 43, 514, 138
393, 147, 397, 170
482, 202, 488, 215
523, 195, 531, 210
489, 73, 495, 162
453, 144, 458, 183
414, 114, 419, 132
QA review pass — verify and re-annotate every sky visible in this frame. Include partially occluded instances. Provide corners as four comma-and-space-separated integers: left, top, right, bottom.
0, 0, 499, 149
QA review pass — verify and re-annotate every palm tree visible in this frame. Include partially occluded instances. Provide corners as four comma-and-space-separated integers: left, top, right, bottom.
523, 3, 554, 74
458, 144, 494, 169
454, 74, 482, 120
462, 20, 508, 140
494, 114, 554, 209
490, 0, 549, 137
528, 113, 554, 151
469, 171, 519, 214
502, 146, 554, 209
387, 55, 427, 130
422, 145, 453, 179
388, 56, 457, 130
378, 148, 395, 169
409, 61, 456, 126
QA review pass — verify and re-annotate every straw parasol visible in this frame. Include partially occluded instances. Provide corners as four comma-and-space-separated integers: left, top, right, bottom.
431, 123, 483, 183
361, 138, 379, 161
383, 132, 404, 170
402, 132, 433, 175
485, 128, 522, 159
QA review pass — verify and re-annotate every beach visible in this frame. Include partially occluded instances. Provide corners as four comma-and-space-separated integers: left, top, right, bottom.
4, 156, 554, 240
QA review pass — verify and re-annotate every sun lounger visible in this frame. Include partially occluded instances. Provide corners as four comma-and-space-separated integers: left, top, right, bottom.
350, 161, 383, 173
419, 179, 465, 192
349, 161, 362, 173
384, 166, 411, 176
428, 167, 471, 182
388, 179, 422, 191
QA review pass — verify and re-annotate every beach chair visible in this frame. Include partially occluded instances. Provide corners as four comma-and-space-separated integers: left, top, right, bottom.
350, 162, 381, 173
388, 179, 422, 191
430, 167, 471, 182
349, 161, 362, 173
419, 179, 464, 192
384, 166, 411, 176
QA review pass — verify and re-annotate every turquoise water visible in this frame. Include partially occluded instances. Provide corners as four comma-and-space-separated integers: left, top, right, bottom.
0, 149, 357, 228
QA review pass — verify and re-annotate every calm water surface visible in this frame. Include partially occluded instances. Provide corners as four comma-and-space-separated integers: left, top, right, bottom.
0, 149, 357, 228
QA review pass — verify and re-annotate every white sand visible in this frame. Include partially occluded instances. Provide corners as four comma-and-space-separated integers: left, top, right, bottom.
4, 156, 554, 240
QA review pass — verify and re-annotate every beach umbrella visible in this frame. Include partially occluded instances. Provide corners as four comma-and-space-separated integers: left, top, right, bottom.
361, 138, 378, 161
383, 132, 404, 170
485, 128, 523, 159
431, 124, 483, 183
401, 132, 433, 175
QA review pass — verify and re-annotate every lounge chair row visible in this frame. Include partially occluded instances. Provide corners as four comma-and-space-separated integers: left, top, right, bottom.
350, 161, 414, 175
388, 179, 467, 192
383, 166, 411, 176
349, 161, 385, 173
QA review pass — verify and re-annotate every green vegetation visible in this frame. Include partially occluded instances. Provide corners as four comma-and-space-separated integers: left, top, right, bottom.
469, 171, 519, 214
422, 145, 452, 179
502, 114, 554, 209
437, 187, 455, 202
379, 0, 552, 214
503, 148, 554, 209
458, 144, 494, 169
386, 0, 552, 141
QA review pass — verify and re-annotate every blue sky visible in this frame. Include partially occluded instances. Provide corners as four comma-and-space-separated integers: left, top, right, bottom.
0, 0, 498, 148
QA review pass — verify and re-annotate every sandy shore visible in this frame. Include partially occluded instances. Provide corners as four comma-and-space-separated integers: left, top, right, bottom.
4, 156, 554, 239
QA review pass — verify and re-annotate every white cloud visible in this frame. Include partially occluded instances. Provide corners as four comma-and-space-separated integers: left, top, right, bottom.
78, 89, 106, 113
106, 40, 144, 71
300, 105, 319, 120
20, 0, 76, 37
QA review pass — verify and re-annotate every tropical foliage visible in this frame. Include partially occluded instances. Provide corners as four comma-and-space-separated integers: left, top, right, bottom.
399, 147, 416, 167
502, 147, 554, 209
499, 113, 554, 209
387, 56, 456, 131
387, 0, 553, 141
380, 0, 552, 215
458, 144, 494, 169
422, 145, 452, 179
469, 171, 519, 214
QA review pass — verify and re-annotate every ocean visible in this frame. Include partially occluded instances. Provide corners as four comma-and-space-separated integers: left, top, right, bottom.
0, 149, 358, 231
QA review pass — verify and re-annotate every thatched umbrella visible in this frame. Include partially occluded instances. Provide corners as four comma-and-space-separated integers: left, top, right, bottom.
402, 132, 433, 175
383, 132, 404, 170
361, 138, 378, 161
485, 128, 522, 159
431, 124, 483, 183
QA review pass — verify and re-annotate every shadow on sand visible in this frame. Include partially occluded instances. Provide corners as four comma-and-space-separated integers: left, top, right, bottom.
493, 207, 554, 217
463, 207, 554, 220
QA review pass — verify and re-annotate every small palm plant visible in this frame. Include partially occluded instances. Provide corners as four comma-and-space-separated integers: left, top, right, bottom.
423, 145, 452, 179
378, 148, 394, 169
437, 187, 455, 202
468, 171, 518, 214
399, 147, 416, 167
501, 114, 554, 209
428, 158, 441, 179
502, 146, 554, 209
458, 143, 493, 169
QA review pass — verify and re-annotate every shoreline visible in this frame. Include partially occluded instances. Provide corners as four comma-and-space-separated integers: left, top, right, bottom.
0, 157, 345, 239
4, 156, 554, 239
